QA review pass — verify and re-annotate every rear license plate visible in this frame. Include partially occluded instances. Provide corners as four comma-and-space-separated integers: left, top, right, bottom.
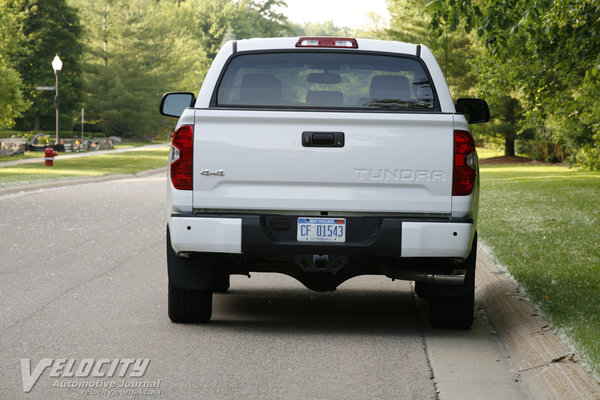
297, 217, 346, 242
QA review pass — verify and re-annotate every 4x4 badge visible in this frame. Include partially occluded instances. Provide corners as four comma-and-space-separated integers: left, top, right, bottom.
201, 169, 225, 177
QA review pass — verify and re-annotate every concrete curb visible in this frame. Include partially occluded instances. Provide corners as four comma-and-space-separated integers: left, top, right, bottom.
0, 167, 166, 196
476, 246, 600, 399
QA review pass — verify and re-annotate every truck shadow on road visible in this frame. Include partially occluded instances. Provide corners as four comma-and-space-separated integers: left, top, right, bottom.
208, 282, 423, 336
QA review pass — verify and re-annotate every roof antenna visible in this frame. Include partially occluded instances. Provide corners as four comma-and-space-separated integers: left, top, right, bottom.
445, 29, 448, 83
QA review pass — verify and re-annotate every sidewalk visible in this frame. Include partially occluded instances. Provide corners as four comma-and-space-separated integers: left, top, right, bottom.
0, 142, 169, 168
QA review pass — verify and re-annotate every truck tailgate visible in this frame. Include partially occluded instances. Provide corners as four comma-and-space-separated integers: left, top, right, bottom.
192, 110, 453, 214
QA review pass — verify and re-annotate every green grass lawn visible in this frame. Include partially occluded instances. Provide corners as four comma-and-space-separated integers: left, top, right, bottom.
0, 148, 169, 187
478, 163, 600, 376
0, 141, 167, 162
0, 151, 44, 162
113, 141, 168, 149
477, 147, 505, 159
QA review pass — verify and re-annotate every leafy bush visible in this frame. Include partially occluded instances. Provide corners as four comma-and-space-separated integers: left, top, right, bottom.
0, 131, 25, 139
516, 139, 566, 163
576, 145, 600, 171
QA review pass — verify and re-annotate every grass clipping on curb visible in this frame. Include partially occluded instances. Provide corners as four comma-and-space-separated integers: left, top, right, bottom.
478, 163, 600, 377
0, 148, 169, 187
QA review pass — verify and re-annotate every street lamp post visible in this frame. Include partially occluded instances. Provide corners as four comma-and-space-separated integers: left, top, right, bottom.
52, 55, 63, 147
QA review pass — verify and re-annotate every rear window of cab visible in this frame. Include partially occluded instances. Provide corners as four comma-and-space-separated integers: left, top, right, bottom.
214, 52, 439, 111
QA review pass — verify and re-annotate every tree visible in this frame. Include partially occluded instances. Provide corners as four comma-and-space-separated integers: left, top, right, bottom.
0, 4, 29, 128
188, 0, 236, 63
72, 0, 208, 137
70, 0, 292, 137
495, 96, 522, 157
0, 60, 30, 129
1, 0, 83, 132
186, 0, 292, 64
232, 0, 291, 39
373, 0, 481, 98
427, 0, 600, 168
291, 20, 351, 37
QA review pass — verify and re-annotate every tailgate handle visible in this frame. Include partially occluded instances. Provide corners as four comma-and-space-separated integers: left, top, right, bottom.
302, 131, 345, 147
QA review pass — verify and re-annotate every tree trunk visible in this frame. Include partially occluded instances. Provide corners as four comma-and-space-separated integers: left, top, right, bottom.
505, 134, 515, 157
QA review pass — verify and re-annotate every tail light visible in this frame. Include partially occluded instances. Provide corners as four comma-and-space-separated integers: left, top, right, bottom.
453, 130, 477, 196
170, 125, 193, 190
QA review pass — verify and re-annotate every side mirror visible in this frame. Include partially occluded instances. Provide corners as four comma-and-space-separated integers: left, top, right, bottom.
160, 92, 196, 118
456, 98, 490, 124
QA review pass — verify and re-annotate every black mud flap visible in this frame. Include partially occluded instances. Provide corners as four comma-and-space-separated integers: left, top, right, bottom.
426, 233, 477, 297
166, 226, 215, 291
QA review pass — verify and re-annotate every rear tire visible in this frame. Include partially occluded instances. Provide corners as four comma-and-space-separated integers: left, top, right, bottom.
168, 284, 212, 323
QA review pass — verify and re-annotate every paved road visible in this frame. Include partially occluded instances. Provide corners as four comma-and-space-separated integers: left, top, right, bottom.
0, 174, 529, 399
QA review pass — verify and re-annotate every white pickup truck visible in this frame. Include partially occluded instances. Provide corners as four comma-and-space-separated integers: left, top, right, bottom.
160, 37, 489, 329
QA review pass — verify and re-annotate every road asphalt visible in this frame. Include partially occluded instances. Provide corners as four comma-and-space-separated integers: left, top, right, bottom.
0, 158, 598, 399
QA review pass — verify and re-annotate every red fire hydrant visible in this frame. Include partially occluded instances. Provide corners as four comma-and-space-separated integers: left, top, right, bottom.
44, 147, 58, 167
